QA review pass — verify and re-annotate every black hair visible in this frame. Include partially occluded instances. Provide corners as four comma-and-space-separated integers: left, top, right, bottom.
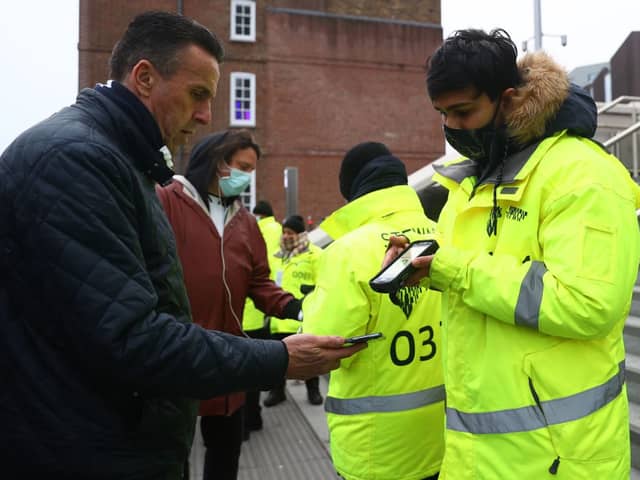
185, 129, 260, 207
109, 11, 224, 81
253, 200, 274, 217
426, 28, 520, 101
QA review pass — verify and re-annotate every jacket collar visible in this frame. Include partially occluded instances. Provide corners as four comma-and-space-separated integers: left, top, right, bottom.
319, 185, 422, 241
76, 87, 175, 185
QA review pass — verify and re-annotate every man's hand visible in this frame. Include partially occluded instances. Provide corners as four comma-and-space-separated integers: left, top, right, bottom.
283, 334, 366, 380
382, 235, 434, 287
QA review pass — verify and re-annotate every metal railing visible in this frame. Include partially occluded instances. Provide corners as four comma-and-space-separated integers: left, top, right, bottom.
598, 96, 640, 179
597, 96, 640, 115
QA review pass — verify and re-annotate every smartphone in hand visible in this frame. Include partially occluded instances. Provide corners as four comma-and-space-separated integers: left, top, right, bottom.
344, 332, 384, 344
369, 239, 439, 293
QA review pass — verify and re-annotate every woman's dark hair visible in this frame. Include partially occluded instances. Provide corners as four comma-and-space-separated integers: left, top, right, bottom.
426, 28, 520, 101
185, 129, 261, 206
109, 11, 224, 80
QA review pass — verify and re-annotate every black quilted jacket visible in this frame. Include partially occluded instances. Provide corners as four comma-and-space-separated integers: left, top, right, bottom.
0, 88, 288, 479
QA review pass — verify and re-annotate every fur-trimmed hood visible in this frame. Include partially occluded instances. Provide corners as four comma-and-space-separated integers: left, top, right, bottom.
507, 52, 597, 147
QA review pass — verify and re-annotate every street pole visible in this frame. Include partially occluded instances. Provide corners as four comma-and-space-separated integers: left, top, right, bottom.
533, 0, 542, 51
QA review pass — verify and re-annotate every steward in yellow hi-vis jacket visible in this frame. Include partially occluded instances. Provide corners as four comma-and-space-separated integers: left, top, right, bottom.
303, 142, 444, 480
423, 29, 640, 479
264, 214, 325, 407
243, 209, 282, 331
242, 202, 284, 433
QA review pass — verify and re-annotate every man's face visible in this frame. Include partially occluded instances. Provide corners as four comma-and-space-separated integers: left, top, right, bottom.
149, 44, 220, 151
431, 86, 500, 130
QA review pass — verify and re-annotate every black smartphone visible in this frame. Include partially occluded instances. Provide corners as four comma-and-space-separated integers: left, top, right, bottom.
369, 239, 439, 293
344, 332, 384, 344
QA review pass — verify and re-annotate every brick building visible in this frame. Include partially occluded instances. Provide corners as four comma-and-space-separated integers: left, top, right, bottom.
79, 0, 444, 223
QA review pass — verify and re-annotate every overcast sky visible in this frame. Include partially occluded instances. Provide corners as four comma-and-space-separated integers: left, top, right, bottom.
1, 0, 639, 152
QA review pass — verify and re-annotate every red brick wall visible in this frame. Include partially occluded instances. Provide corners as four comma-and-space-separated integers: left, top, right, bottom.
78, 0, 444, 222
258, 9, 443, 221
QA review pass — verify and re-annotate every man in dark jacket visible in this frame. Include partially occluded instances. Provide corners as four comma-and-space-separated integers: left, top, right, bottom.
0, 11, 363, 479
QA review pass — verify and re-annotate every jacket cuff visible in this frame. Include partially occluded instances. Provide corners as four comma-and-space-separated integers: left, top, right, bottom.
428, 245, 472, 292
260, 339, 289, 387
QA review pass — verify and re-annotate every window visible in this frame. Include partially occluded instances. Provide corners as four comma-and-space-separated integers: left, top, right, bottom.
230, 0, 256, 42
239, 171, 256, 211
230, 72, 256, 127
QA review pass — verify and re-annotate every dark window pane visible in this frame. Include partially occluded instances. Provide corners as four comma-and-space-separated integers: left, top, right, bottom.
244, 79, 250, 88
236, 89, 242, 98
236, 111, 243, 120
236, 26, 242, 34
243, 101, 250, 109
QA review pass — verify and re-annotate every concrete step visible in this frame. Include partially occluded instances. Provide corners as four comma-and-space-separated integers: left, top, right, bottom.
628, 353, 640, 404
631, 292, 640, 317
626, 316, 640, 356
631, 401, 640, 470
632, 467, 640, 480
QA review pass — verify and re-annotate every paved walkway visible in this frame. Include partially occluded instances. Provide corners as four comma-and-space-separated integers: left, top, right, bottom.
188, 376, 335, 480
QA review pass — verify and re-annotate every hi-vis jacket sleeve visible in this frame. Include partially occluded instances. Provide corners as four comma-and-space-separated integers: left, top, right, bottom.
430, 180, 640, 341
302, 242, 373, 368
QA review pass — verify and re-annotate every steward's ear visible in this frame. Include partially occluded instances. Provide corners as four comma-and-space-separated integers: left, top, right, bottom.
500, 87, 518, 113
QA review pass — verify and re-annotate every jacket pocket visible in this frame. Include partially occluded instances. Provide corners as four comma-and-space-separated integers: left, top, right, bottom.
523, 343, 626, 463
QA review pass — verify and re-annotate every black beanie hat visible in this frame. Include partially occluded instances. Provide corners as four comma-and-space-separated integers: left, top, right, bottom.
283, 215, 306, 233
339, 142, 407, 201
339, 142, 391, 200
253, 200, 274, 217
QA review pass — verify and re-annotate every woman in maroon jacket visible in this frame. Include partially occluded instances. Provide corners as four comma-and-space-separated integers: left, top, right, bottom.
157, 130, 301, 480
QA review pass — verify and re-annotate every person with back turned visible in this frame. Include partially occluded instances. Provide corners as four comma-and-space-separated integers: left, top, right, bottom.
303, 142, 444, 480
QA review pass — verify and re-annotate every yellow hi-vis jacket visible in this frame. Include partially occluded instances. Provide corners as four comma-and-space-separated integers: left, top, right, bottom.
270, 244, 321, 335
431, 131, 640, 479
243, 216, 282, 331
303, 185, 444, 480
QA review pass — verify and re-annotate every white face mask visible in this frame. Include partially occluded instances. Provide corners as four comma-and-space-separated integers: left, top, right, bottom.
218, 168, 251, 197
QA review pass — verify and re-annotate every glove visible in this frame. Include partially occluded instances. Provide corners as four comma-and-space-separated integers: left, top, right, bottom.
281, 298, 302, 321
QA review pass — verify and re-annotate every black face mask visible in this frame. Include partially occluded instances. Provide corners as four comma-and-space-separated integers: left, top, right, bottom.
444, 122, 496, 161
443, 98, 503, 162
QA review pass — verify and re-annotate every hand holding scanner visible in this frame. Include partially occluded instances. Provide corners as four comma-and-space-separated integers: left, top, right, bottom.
369, 239, 439, 293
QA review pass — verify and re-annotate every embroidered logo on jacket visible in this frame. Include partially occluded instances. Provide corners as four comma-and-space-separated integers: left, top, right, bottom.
504, 206, 528, 222
390, 285, 424, 319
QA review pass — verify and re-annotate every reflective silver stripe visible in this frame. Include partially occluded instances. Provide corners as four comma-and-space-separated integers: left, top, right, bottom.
447, 361, 626, 434
515, 261, 547, 329
447, 404, 546, 434
324, 385, 445, 415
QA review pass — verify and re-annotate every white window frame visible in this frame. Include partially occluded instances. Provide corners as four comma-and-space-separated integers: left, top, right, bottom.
229, 72, 256, 127
230, 0, 256, 42
239, 171, 257, 211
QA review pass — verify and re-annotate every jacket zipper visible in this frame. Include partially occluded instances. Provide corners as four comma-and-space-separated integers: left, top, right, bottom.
528, 378, 561, 475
